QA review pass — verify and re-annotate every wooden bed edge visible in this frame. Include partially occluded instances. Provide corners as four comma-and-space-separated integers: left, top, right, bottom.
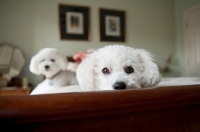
0, 84, 200, 124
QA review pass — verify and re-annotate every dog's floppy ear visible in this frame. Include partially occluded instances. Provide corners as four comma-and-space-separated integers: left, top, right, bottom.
77, 52, 97, 91
57, 52, 68, 71
136, 49, 161, 87
29, 55, 41, 75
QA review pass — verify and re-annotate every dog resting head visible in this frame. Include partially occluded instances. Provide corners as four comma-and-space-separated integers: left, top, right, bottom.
29, 48, 68, 78
77, 45, 160, 91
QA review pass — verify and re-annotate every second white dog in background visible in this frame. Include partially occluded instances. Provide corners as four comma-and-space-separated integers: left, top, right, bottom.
30, 48, 79, 95
77, 45, 161, 91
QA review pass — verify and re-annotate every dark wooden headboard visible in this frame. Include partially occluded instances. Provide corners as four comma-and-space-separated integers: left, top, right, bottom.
67, 56, 76, 62
0, 85, 200, 131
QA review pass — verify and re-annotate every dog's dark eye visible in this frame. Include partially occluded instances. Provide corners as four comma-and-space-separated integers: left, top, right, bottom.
50, 59, 55, 62
102, 68, 110, 74
124, 66, 134, 74
41, 59, 45, 62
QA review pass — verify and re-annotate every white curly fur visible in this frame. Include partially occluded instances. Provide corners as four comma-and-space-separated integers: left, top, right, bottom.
30, 48, 78, 95
77, 45, 161, 91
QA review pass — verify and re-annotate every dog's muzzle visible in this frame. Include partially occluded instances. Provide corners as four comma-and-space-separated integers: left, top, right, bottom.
113, 81, 126, 90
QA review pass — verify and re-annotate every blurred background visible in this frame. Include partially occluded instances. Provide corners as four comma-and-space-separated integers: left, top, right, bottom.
0, 0, 200, 87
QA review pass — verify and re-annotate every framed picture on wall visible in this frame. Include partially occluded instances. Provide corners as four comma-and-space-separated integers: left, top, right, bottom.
59, 4, 90, 40
99, 8, 126, 42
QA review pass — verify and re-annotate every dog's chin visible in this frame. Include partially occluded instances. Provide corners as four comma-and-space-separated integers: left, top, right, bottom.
126, 85, 141, 89
41, 69, 57, 78
98, 83, 141, 91
98, 87, 113, 91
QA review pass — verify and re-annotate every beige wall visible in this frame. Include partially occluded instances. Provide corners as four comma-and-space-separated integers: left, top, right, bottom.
0, 0, 175, 86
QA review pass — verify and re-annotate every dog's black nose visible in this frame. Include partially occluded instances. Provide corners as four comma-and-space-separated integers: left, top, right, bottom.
45, 65, 50, 69
113, 81, 126, 90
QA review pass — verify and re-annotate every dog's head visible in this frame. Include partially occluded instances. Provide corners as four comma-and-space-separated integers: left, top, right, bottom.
29, 48, 68, 78
77, 45, 160, 91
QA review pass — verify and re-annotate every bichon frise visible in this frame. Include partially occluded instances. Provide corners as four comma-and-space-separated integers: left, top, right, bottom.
30, 48, 79, 95
77, 45, 160, 91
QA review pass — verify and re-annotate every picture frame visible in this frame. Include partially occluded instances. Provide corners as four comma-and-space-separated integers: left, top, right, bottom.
99, 8, 126, 42
59, 4, 90, 41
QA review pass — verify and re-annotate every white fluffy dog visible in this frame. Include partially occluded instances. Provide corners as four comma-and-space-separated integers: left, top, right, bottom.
77, 45, 160, 91
30, 48, 78, 95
